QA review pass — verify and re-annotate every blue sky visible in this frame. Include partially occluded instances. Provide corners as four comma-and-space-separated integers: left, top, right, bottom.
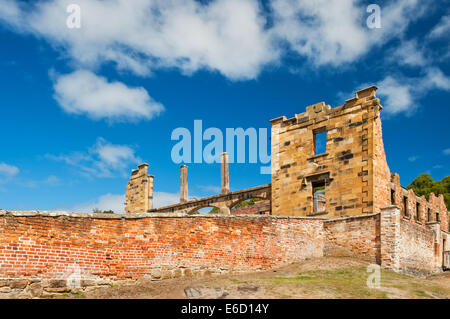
0, 0, 449, 212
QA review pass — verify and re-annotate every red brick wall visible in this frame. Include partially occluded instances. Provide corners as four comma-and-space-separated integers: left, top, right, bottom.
231, 200, 271, 215
0, 212, 324, 281
397, 219, 435, 274
323, 214, 380, 263
380, 205, 444, 275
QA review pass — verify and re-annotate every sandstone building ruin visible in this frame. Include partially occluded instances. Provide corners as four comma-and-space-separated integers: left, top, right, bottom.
0, 86, 448, 297
126, 87, 448, 228
125, 86, 449, 274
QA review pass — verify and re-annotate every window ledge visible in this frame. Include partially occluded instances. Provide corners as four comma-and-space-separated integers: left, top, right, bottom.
402, 215, 411, 220
307, 153, 328, 161
307, 211, 328, 217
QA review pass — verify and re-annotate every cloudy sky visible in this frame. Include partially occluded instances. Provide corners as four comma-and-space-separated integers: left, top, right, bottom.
0, 0, 449, 212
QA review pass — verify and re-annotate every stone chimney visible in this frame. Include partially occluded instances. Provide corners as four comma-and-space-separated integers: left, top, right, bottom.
125, 164, 154, 213
180, 165, 188, 203
221, 152, 229, 194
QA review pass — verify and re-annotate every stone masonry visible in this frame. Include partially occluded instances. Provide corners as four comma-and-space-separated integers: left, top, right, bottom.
270, 86, 387, 217
0, 86, 449, 298
121, 85, 449, 276
125, 164, 154, 213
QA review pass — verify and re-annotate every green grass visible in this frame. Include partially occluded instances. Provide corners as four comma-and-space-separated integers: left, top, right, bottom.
257, 266, 449, 299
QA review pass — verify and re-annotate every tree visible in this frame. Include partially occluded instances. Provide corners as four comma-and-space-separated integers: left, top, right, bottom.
92, 208, 115, 214
407, 174, 450, 210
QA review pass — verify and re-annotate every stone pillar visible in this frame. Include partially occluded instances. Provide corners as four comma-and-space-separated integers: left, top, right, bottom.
221, 152, 229, 194
180, 165, 188, 203
428, 222, 442, 271
380, 205, 401, 272
125, 164, 154, 213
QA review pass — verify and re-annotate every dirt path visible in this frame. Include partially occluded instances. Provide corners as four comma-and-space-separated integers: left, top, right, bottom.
63, 257, 450, 299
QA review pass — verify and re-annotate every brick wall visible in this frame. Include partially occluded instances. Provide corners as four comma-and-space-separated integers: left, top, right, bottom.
231, 200, 271, 215
323, 214, 380, 263
380, 206, 444, 276
0, 211, 323, 297
397, 219, 435, 275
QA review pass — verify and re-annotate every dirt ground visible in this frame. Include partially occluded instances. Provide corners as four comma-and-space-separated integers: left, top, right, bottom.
62, 257, 450, 299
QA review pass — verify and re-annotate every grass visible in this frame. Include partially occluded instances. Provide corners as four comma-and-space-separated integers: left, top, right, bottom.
258, 266, 449, 299
64, 258, 450, 299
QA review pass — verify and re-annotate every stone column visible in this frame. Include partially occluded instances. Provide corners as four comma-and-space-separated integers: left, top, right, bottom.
180, 165, 188, 203
380, 205, 401, 272
221, 152, 229, 194
125, 164, 154, 213
428, 221, 442, 272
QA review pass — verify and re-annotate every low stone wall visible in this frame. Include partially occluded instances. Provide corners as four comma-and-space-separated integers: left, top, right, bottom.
396, 219, 435, 275
380, 205, 444, 276
323, 214, 380, 263
0, 211, 324, 298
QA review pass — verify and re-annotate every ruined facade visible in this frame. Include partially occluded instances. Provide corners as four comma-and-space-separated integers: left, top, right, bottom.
0, 86, 448, 298
122, 85, 449, 276
271, 86, 388, 217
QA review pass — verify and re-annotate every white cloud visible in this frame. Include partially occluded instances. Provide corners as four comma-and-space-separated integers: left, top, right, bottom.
270, 0, 428, 67
408, 156, 418, 162
53, 70, 164, 122
377, 67, 450, 116
0, 0, 430, 77
377, 76, 415, 116
429, 15, 450, 39
69, 191, 182, 213
270, 0, 369, 66
0, 0, 21, 27
421, 67, 450, 91
21, 175, 61, 188
47, 138, 142, 178
389, 40, 428, 67
197, 185, 221, 194
153, 192, 180, 208
2, 0, 276, 80
0, 163, 19, 178
70, 193, 125, 213
444, 149, 450, 155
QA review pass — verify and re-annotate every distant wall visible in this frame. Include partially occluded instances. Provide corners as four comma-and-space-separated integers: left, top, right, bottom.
397, 219, 436, 275
323, 214, 380, 263
380, 205, 445, 276
231, 200, 271, 215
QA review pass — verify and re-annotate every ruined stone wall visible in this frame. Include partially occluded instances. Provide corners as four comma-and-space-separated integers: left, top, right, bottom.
0, 211, 324, 297
271, 86, 383, 217
380, 206, 446, 276
390, 173, 449, 232
397, 219, 436, 275
373, 113, 392, 213
125, 164, 153, 213
323, 214, 380, 263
